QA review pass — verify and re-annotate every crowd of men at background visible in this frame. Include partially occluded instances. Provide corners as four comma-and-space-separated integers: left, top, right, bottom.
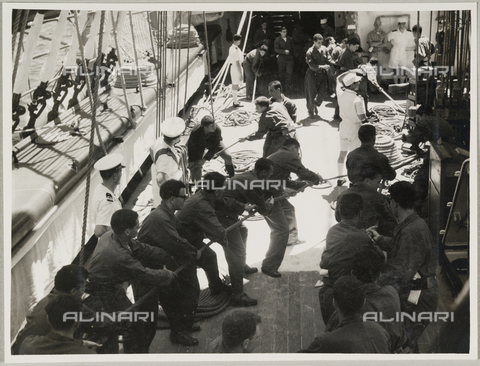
13, 16, 438, 356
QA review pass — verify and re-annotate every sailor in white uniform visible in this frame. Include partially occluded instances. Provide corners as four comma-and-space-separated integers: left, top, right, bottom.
228, 34, 244, 107
150, 117, 189, 207
92, 153, 124, 237
386, 17, 415, 84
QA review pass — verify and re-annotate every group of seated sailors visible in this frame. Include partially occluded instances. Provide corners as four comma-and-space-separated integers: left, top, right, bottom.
13, 78, 438, 354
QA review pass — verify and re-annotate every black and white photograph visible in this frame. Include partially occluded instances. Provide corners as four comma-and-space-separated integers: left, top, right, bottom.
3, 2, 477, 363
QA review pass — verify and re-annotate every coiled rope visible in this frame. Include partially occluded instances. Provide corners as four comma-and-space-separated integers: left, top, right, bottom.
221, 110, 258, 127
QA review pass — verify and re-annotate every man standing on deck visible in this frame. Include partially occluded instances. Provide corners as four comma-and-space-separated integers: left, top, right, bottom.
267, 138, 323, 247
137, 180, 200, 346
187, 115, 235, 181
336, 72, 366, 186
216, 158, 274, 306
242, 96, 296, 157
243, 45, 268, 100
304, 34, 332, 118
176, 172, 233, 296
274, 27, 295, 93
92, 154, 124, 238
268, 80, 298, 124
151, 117, 189, 207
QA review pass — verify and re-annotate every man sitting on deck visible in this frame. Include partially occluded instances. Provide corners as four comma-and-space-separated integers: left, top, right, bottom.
207, 310, 262, 353
299, 275, 391, 353
319, 192, 374, 324
12, 265, 96, 354
335, 165, 397, 237
325, 247, 407, 353
19, 295, 97, 355
241, 97, 296, 157
346, 124, 396, 185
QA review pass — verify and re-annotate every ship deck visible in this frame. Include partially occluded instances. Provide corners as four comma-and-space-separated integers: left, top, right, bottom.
123, 87, 460, 354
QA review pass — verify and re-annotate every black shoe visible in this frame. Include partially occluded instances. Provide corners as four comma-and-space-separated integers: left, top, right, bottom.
233, 102, 244, 108
244, 265, 258, 274
231, 292, 258, 307
189, 324, 201, 332
261, 268, 282, 278
337, 178, 346, 187
210, 282, 232, 296
170, 331, 199, 346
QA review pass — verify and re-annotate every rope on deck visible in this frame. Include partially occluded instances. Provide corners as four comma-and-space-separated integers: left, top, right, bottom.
157, 288, 231, 329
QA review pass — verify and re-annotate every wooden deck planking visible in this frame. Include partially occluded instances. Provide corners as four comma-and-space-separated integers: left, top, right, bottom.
273, 272, 289, 352
299, 271, 317, 350
287, 272, 302, 352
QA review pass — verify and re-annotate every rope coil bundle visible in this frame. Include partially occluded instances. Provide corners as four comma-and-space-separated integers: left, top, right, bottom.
221, 110, 258, 127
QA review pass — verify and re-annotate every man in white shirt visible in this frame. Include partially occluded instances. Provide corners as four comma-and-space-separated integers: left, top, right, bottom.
151, 117, 189, 207
336, 72, 366, 186
92, 153, 124, 237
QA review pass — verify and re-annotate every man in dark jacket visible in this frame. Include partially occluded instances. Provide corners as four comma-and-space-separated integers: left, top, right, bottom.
304, 34, 333, 118
367, 181, 439, 352
137, 180, 200, 347
300, 276, 391, 353
176, 172, 232, 296
274, 26, 295, 91
187, 115, 234, 180
336, 165, 397, 236
244, 97, 296, 157
268, 80, 298, 123
346, 124, 396, 184
243, 45, 268, 100
216, 158, 274, 306
86, 209, 177, 352
319, 193, 374, 324
267, 138, 322, 246
326, 247, 407, 352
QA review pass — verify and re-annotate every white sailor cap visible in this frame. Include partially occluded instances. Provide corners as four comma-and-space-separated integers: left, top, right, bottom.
343, 73, 362, 87
94, 153, 125, 171
320, 18, 328, 24
347, 24, 357, 30
398, 17, 408, 24
161, 117, 185, 138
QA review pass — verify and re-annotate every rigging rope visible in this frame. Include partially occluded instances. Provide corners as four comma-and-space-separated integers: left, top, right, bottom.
12, 9, 21, 54
111, 11, 135, 124
12, 10, 29, 92
76, 10, 106, 265
175, 12, 182, 116
203, 12, 215, 118
182, 12, 192, 120
129, 11, 146, 110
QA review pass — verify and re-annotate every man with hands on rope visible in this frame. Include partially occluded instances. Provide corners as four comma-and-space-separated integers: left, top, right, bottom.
267, 138, 323, 248
240, 96, 296, 158
187, 115, 235, 181
85, 209, 177, 353
215, 158, 275, 306
137, 180, 202, 347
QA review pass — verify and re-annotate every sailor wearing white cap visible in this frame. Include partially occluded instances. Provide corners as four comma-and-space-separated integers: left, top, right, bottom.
386, 17, 415, 84
92, 153, 125, 237
150, 117, 189, 207
335, 71, 366, 184
346, 24, 362, 47
319, 18, 335, 39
